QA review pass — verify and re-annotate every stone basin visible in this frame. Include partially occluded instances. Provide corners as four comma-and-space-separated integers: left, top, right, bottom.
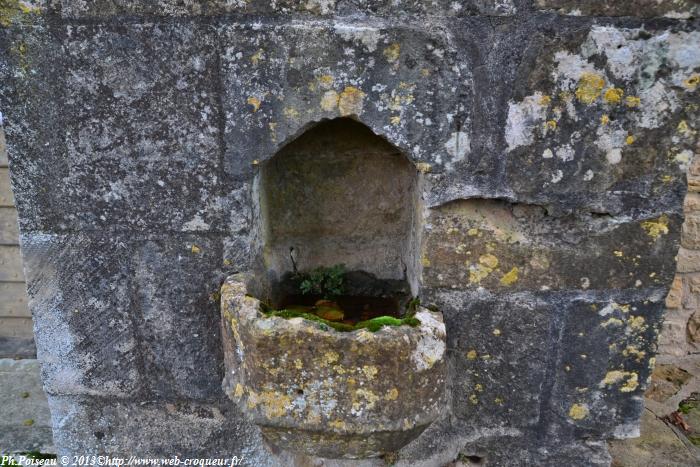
220, 273, 447, 459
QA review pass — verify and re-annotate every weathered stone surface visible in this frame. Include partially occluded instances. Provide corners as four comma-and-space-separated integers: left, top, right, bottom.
0, 358, 54, 453
422, 199, 681, 292
53, 0, 516, 18
535, 0, 699, 18
608, 409, 700, 467
645, 364, 692, 403
221, 274, 447, 458
47, 394, 264, 460
1, 1, 694, 464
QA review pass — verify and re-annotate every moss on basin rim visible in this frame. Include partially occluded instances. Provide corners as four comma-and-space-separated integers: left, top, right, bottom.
220, 274, 447, 459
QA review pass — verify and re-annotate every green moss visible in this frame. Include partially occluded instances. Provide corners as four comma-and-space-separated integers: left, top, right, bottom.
679, 399, 698, 414
263, 308, 421, 333
0, 0, 40, 28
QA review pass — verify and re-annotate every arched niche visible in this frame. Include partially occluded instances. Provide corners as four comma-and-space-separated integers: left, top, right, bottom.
256, 118, 422, 294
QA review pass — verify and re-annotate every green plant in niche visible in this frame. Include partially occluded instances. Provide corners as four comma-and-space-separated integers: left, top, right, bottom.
298, 264, 346, 298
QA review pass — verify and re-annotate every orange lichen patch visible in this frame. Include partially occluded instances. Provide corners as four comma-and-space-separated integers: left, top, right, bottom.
247, 96, 261, 112
575, 73, 605, 104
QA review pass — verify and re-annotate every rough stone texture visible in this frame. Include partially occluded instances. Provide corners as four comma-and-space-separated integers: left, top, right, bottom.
260, 119, 420, 284
0, 358, 54, 453
221, 275, 447, 458
0, 1, 698, 465
535, 0, 700, 19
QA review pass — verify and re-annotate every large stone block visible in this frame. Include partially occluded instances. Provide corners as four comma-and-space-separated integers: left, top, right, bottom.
47, 395, 263, 459
422, 198, 681, 292
53, 0, 516, 18
20, 232, 142, 397
535, 0, 699, 18
218, 21, 475, 180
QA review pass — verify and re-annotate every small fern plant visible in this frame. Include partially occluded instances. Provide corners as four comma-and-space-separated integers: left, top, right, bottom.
298, 264, 346, 299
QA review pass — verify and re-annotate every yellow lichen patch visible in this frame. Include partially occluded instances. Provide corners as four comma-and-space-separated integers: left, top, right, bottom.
683, 74, 700, 90
539, 95, 552, 106
415, 162, 432, 173
338, 86, 365, 116
500, 267, 519, 286
494, 396, 504, 405
390, 115, 401, 125
322, 351, 340, 365
421, 254, 431, 267
233, 383, 245, 398
545, 120, 557, 130
621, 373, 639, 392
568, 403, 589, 420
385, 388, 399, 401
247, 96, 261, 112
613, 250, 624, 257
247, 390, 291, 418
329, 419, 347, 431
677, 120, 691, 135
492, 328, 502, 337
469, 263, 492, 284
600, 114, 610, 125
250, 49, 264, 66
332, 365, 346, 374
294, 359, 303, 369
603, 88, 624, 104
361, 365, 379, 380
575, 72, 605, 105
283, 107, 300, 120
190, 244, 201, 254
602, 370, 626, 385
466, 349, 478, 360
661, 175, 673, 183
353, 388, 380, 411
0, 0, 41, 27
320, 90, 339, 111
626, 135, 635, 145
625, 96, 641, 108
479, 253, 499, 269
612, 302, 630, 313
601, 317, 624, 327
627, 315, 646, 331
467, 228, 479, 236
475, 383, 484, 392
601, 370, 639, 393
268, 122, 277, 142
641, 215, 669, 240
622, 345, 646, 362
383, 43, 401, 63
318, 74, 335, 90
469, 394, 479, 405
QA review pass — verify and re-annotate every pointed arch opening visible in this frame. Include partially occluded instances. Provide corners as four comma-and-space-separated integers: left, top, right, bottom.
256, 118, 422, 298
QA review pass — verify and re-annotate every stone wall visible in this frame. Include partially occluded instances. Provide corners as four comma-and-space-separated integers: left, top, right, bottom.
1, 1, 698, 465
